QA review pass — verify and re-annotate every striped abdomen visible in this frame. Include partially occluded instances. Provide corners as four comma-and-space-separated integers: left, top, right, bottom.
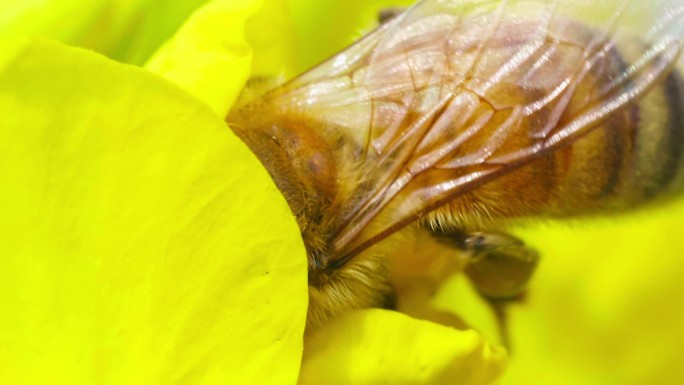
549, 69, 684, 215
431, 60, 684, 229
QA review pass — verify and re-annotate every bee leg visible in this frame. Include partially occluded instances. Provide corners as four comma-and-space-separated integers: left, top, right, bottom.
462, 232, 540, 351
481, 295, 517, 352
379, 287, 398, 311
462, 232, 539, 299
377, 7, 405, 24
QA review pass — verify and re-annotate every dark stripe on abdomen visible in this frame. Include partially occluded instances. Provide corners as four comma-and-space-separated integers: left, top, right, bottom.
656, 70, 684, 191
628, 69, 684, 201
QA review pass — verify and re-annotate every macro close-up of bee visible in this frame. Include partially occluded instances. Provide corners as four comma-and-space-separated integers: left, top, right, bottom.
5, 0, 684, 383
228, 0, 684, 337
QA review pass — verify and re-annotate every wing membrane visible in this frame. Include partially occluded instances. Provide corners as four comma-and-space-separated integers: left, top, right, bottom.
262, 0, 684, 261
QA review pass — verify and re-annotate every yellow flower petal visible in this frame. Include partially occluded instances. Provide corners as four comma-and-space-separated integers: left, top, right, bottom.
432, 201, 684, 384
299, 309, 506, 385
502, 201, 684, 385
0, 0, 110, 45
287, 0, 415, 71
145, 0, 301, 115
145, 0, 260, 116
0, 0, 212, 64
108, 0, 216, 65
0, 38, 306, 384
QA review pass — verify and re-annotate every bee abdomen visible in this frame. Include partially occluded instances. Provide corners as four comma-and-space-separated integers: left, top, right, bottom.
550, 69, 684, 215
629, 70, 684, 199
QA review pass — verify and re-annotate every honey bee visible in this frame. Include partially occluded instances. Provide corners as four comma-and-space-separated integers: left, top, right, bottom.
228, 0, 684, 331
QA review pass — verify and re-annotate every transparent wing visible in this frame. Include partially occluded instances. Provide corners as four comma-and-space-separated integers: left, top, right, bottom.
263, 0, 684, 261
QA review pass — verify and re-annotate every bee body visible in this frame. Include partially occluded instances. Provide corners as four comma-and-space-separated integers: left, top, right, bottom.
432, 70, 684, 232
230, 0, 684, 327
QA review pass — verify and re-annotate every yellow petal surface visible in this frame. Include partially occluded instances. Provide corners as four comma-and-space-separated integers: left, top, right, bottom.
0, 0, 111, 46
145, 0, 260, 116
0, 0, 213, 65
287, 0, 416, 71
299, 309, 507, 385
145, 0, 301, 116
104, 0, 215, 65
503, 201, 684, 385
432, 200, 684, 385
0, 38, 306, 385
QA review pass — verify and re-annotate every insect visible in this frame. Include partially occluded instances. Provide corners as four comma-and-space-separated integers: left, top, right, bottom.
228, 0, 684, 331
